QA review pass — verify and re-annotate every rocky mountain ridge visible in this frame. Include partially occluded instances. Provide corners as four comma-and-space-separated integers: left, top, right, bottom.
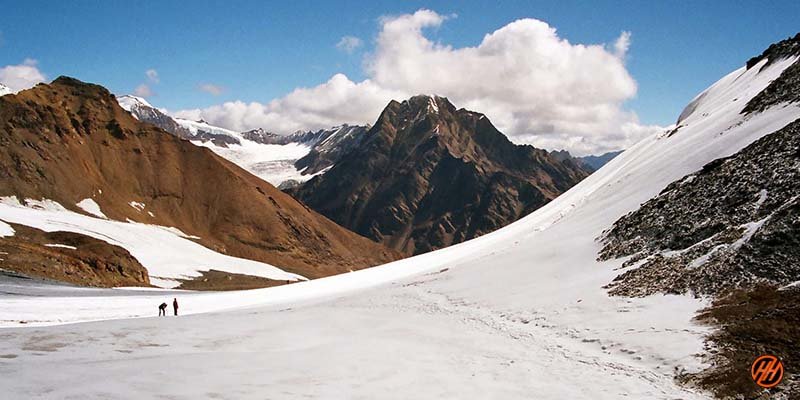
290, 95, 591, 255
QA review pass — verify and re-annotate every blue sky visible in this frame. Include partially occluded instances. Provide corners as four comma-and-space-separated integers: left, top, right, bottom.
1, 0, 799, 152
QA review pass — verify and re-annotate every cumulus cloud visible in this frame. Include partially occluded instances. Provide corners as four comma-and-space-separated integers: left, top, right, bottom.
199, 83, 224, 96
176, 9, 659, 155
146, 69, 159, 83
336, 36, 363, 54
175, 74, 404, 133
0, 58, 46, 92
134, 84, 153, 97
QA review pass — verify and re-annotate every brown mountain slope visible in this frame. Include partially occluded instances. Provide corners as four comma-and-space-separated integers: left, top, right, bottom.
290, 95, 591, 255
0, 77, 398, 281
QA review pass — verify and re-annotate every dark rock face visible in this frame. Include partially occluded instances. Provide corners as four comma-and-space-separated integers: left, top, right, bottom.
241, 128, 287, 144
291, 95, 591, 255
598, 117, 800, 296
742, 37, 800, 115
746, 33, 800, 70
192, 130, 240, 147
241, 128, 320, 145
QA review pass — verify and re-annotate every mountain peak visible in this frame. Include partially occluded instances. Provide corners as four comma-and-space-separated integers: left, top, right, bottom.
51, 76, 108, 93
403, 94, 453, 114
291, 96, 591, 255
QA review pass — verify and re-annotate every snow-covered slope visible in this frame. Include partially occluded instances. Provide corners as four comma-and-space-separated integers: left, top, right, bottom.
0, 197, 305, 288
0, 83, 12, 96
174, 117, 241, 141
3, 52, 799, 399
117, 94, 153, 111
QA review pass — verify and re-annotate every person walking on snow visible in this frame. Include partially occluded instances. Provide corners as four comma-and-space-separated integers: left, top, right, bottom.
158, 302, 168, 316
173, 298, 179, 316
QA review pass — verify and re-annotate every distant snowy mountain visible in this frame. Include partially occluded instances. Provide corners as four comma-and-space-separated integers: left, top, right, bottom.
0, 83, 12, 96
115, 94, 368, 186
578, 150, 623, 170
117, 95, 194, 140
549, 149, 623, 171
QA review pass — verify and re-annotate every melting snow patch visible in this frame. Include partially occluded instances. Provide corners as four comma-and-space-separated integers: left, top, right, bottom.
44, 244, 77, 250
754, 189, 768, 209
428, 96, 439, 113
153, 225, 201, 240
731, 216, 770, 250
129, 201, 146, 212
76, 199, 107, 219
688, 244, 728, 269
0, 220, 14, 237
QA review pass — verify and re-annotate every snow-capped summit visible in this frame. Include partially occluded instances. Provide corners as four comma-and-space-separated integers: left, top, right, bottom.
116, 94, 153, 112
0, 83, 12, 96
116, 94, 195, 140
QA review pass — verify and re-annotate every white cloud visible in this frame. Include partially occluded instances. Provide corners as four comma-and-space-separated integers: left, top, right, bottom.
146, 69, 159, 83
174, 74, 404, 133
336, 36, 363, 54
132, 69, 159, 98
176, 10, 659, 155
134, 84, 153, 97
613, 31, 631, 58
0, 58, 46, 92
199, 83, 224, 96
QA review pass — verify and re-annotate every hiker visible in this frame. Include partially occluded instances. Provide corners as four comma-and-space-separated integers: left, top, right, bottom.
158, 302, 168, 316
173, 298, 179, 316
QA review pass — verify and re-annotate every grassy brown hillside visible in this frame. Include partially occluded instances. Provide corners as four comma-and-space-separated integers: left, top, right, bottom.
0, 77, 398, 283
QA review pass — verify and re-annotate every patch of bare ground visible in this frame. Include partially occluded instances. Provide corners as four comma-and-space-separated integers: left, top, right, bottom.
682, 284, 800, 399
176, 269, 294, 291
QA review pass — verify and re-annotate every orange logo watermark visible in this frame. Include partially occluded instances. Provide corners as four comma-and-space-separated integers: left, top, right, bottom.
751, 354, 784, 388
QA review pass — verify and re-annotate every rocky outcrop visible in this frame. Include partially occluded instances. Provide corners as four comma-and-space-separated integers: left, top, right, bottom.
0, 77, 399, 283
742, 34, 800, 115
291, 95, 591, 255
746, 33, 800, 69
598, 117, 800, 296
